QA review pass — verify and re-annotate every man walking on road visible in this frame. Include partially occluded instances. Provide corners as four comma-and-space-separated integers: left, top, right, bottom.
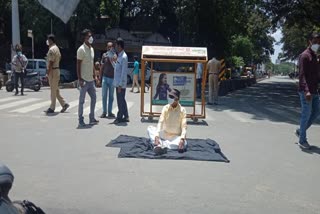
295, 32, 320, 149
100, 42, 116, 119
45, 35, 69, 114
11, 44, 28, 96
77, 29, 99, 127
113, 38, 129, 124
207, 57, 221, 105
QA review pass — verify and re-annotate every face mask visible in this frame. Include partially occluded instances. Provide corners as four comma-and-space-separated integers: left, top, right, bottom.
310, 44, 320, 53
46, 40, 50, 46
17, 51, 22, 56
88, 36, 94, 44
168, 98, 175, 105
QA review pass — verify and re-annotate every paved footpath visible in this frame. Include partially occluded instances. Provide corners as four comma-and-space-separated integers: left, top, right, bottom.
0, 76, 319, 214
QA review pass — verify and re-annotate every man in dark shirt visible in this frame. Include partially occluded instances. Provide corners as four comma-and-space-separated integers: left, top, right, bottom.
295, 32, 320, 149
100, 42, 116, 118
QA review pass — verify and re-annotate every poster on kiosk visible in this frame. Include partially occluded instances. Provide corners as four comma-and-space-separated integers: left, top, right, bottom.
152, 72, 195, 106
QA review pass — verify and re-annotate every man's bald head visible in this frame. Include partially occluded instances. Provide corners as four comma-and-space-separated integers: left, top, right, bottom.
107, 42, 113, 51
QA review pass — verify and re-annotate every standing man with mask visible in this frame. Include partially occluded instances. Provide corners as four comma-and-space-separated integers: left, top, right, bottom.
113, 38, 129, 124
100, 42, 116, 119
207, 57, 221, 105
45, 34, 69, 114
11, 44, 28, 96
77, 29, 99, 127
295, 32, 320, 149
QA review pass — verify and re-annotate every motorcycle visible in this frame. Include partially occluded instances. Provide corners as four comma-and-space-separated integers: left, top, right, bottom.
5, 71, 41, 92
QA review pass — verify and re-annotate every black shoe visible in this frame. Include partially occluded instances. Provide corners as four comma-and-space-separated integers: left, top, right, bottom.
100, 113, 107, 118
89, 118, 99, 125
45, 108, 54, 114
298, 141, 311, 149
113, 118, 122, 124
123, 117, 130, 122
60, 103, 70, 113
20, 92, 24, 96
78, 120, 86, 127
108, 113, 115, 118
14, 91, 18, 96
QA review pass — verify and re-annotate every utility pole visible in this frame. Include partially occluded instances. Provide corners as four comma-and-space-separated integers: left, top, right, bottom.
12, 0, 21, 60
28, 30, 34, 59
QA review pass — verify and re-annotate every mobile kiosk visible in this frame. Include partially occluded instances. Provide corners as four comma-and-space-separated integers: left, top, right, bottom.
140, 46, 208, 122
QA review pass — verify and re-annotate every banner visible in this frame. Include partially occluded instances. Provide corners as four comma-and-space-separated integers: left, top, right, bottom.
38, 0, 80, 23
152, 72, 195, 106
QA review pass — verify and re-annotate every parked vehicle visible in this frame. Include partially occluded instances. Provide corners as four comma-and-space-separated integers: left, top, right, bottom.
26, 59, 74, 84
5, 71, 41, 92
127, 62, 151, 84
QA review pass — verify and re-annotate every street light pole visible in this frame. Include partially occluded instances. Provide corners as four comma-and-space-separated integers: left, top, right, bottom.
12, 0, 21, 60
28, 30, 34, 59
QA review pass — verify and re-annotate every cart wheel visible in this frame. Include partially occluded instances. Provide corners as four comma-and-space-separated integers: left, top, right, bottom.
192, 117, 199, 122
148, 116, 153, 121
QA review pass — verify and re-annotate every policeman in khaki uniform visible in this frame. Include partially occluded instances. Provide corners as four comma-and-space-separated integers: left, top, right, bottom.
207, 57, 221, 105
45, 34, 69, 114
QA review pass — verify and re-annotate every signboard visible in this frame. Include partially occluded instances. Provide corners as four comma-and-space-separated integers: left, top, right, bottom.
142, 46, 207, 58
27, 30, 33, 38
152, 72, 195, 106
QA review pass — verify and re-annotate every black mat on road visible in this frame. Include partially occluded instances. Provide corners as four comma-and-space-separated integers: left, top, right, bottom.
106, 135, 229, 162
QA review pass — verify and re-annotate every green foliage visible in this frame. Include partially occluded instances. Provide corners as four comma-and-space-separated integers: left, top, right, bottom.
265, 0, 320, 60
273, 62, 295, 75
230, 56, 245, 68
231, 35, 254, 65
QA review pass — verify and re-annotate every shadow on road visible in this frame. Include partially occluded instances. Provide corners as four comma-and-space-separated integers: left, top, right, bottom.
207, 77, 320, 125
300, 145, 320, 155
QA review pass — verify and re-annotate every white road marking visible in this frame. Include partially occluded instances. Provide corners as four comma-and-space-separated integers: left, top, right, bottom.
0, 98, 39, 110
80, 100, 103, 115
0, 97, 19, 103
64, 100, 81, 110
10, 101, 51, 113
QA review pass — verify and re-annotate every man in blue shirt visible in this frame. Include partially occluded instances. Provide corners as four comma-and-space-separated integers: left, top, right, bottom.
130, 56, 140, 93
113, 38, 129, 124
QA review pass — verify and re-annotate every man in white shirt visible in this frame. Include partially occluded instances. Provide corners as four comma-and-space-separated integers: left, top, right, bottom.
147, 89, 187, 154
77, 29, 99, 127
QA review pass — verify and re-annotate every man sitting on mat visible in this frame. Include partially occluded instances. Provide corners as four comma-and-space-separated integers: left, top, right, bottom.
147, 89, 187, 154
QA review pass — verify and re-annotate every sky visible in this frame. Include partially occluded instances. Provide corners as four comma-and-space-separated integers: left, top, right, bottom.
270, 29, 283, 63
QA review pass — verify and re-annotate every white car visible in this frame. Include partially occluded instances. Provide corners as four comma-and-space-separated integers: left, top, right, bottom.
127, 62, 151, 84
26, 59, 74, 84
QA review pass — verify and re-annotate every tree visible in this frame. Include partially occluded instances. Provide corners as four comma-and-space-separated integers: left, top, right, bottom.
231, 35, 254, 65
230, 56, 245, 68
264, 0, 320, 28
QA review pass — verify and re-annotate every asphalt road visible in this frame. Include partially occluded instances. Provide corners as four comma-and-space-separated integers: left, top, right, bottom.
0, 76, 319, 214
